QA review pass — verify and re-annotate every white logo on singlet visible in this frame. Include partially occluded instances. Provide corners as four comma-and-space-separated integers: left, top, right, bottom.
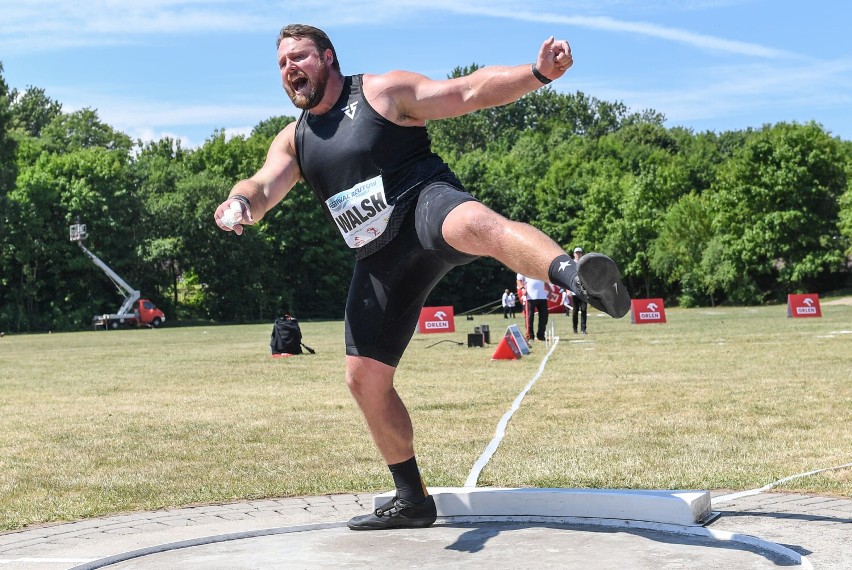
342, 101, 358, 119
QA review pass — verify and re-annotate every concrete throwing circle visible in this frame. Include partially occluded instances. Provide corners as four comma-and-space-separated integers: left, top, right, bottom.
71, 519, 808, 569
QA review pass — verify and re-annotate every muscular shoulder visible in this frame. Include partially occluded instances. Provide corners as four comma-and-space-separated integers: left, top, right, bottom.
362, 71, 430, 126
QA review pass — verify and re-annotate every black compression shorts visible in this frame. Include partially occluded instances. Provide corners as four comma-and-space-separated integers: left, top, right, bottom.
344, 183, 479, 367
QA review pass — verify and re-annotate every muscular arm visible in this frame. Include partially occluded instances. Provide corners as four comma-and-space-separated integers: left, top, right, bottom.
366, 37, 573, 125
214, 122, 302, 234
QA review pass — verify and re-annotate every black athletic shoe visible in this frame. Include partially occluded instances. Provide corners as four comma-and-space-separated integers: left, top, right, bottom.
576, 253, 631, 318
347, 495, 437, 531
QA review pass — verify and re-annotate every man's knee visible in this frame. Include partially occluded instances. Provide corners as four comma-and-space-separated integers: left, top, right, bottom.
443, 202, 507, 256
345, 355, 396, 399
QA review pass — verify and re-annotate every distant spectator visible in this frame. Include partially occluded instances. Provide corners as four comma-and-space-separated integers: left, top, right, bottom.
561, 288, 572, 318
517, 273, 549, 341
571, 247, 588, 334
502, 288, 512, 318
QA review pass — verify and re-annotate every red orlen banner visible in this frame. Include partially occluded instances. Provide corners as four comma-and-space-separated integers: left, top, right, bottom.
787, 294, 822, 318
417, 306, 456, 333
630, 298, 667, 324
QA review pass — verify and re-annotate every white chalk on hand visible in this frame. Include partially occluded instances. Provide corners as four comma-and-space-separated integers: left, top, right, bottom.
221, 201, 243, 228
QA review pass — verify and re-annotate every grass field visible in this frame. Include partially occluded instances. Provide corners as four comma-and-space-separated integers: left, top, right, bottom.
1, 301, 850, 531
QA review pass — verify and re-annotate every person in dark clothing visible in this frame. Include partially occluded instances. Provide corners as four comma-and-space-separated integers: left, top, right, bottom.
517, 273, 549, 341
571, 247, 589, 334
214, 24, 630, 531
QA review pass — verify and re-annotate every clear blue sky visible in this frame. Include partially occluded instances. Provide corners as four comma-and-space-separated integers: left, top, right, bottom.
3, 1, 851, 148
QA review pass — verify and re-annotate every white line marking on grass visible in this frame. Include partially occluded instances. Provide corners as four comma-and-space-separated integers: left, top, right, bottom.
464, 337, 560, 488
712, 462, 852, 504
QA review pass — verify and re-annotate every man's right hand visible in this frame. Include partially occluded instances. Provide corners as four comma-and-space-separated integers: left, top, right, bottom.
214, 198, 254, 235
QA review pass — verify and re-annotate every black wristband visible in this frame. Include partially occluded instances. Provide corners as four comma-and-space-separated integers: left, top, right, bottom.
531, 64, 552, 85
230, 194, 252, 208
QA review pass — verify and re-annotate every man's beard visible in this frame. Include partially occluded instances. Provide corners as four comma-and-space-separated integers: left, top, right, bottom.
284, 59, 328, 110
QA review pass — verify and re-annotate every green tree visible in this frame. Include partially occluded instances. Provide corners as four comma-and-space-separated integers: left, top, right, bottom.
263, 181, 353, 318
572, 122, 689, 298
41, 108, 133, 154
185, 129, 270, 182
649, 192, 716, 306
0, 63, 17, 195
132, 138, 189, 317
252, 116, 295, 139
534, 133, 602, 246
0, 64, 20, 331
6, 144, 138, 331
10, 86, 62, 137
838, 140, 852, 258
1, 102, 141, 332
708, 122, 847, 303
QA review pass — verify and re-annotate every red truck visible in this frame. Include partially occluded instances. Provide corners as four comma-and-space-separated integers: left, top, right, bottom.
91, 298, 166, 330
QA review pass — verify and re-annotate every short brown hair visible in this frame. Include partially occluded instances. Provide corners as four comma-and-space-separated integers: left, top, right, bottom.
277, 24, 341, 72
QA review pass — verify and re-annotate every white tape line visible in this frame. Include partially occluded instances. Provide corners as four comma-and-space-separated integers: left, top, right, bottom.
465, 337, 560, 488
712, 462, 852, 504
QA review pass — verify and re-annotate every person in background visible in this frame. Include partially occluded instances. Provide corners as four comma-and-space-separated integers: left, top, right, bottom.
561, 287, 572, 318
507, 290, 517, 318
517, 273, 550, 341
502, 288, 512, 318
572, 247, 589, 334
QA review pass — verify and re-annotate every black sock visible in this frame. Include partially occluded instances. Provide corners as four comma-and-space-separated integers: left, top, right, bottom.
389, 456, 428, 503
548, 254, 587, 302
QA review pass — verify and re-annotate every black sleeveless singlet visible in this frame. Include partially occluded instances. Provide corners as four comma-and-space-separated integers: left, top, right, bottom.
294, 74, 461, 259
294, 74, 479, 366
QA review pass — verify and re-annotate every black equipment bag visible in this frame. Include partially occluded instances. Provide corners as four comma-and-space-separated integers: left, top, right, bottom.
271, 315, 303, 355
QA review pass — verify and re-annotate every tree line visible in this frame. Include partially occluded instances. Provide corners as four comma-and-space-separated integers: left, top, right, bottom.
1, 62, 850, 333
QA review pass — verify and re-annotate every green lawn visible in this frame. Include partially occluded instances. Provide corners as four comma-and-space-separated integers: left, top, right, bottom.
1, 301, 850, 531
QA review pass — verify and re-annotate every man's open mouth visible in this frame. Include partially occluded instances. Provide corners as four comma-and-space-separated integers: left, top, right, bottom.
291, 76, 309, 92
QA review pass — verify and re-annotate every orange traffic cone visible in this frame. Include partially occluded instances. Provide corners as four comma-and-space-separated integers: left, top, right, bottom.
491, 336, 520, 360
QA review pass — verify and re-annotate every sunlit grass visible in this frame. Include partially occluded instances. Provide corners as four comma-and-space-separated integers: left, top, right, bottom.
1, 302, 850, 530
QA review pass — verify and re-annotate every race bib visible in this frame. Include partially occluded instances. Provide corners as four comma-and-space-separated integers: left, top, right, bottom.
325, 176, 394, 248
